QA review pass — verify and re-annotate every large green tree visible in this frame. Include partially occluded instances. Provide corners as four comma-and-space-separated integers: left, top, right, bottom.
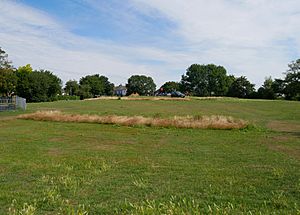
272, 78, 285, 98
16, 64, 33, 99
27, 70, 62, 102
79, 74, 114, 98
227, 76, 255, 98
181, 64, 231, 96
64, 80, 79, 96
257, 77, 276, 99
0, 68, 17, 96
78, 84, 92, 100
283, 59, 300, 100
126, 75, 156, 96
101, 76, 114, 96
0, 48, 17, 96
0, 47, 13, 69
159, 81, 181, 93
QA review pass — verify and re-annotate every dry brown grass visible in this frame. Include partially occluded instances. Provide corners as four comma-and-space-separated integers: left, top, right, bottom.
17, 111, 248, 130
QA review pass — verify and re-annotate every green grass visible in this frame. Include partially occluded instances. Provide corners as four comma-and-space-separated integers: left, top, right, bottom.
24, 98, 300, 126
0, 97, 299, 214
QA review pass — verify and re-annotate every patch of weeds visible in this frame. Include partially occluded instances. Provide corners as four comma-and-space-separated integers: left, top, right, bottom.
239, 124, 264, 132
52, 163, 62, 168
42, 185, 61, 206
39, 175, 62, 206
40, 174, 81, 197
271, 190, 289, 209
132, 177, 148, 189
84, 159, 112, 174
59, 175, 80, 194
118, 196, 296, 214
59, 200, 89, 215
65, 165, 74, 172
272, 168, 285, 179
8, 199, 37, 215
118, 196, 248, 214
13, 174, 90, 214
94, 160, 112, 174
84, 161, 93, 170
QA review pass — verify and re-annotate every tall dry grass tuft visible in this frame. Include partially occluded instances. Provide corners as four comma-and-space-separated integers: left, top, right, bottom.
17, 111, 248, 130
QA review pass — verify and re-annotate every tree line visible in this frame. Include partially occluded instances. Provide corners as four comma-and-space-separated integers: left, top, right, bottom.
0, 47, 299, 102
177, 63, 299, 100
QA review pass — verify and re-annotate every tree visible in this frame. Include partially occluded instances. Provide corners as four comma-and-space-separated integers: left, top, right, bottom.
0, 48, 16, 96
78, 84, 92, 100
283, 59, 300, 100
79, 74, 114, 98
159, 81, 181, 93
256, 76, 276, 99
16, 64, 33, 99
227, 76, 255, 98
0, 68, 17, 96
126, 75, 156, 96
27, 70, 62, 102
272, 78, 285, 98
0, 47, 13, 69
64, 80, 79, 96
100, 75, 114, 96
181, 64, 231, 96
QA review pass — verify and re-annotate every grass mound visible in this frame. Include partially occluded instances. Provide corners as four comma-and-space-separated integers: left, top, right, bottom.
18, 111, 248, 130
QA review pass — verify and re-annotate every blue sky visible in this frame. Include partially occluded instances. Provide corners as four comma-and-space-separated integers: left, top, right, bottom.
21, 0, 177, 46
1, 0, 299, 87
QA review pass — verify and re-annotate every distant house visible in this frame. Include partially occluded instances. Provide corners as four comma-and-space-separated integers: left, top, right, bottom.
114, 85, 127, 96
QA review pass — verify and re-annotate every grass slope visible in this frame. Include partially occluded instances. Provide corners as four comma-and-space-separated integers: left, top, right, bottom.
0, 98, 299, 214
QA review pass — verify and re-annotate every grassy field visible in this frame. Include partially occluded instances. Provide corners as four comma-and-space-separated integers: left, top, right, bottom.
0, 98, 299, 214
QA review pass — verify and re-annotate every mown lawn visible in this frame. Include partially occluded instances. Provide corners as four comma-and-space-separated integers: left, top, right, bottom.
0, 98, 299, 214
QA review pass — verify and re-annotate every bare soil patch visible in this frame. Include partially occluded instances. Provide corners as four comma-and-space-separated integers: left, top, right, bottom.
0, 116, 17, 121
265, 134, 300, 160
267, 120, 300, 133
268, 144, 300, 160
47, 148, 64, 156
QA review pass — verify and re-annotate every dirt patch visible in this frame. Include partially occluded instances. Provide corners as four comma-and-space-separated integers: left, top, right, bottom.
267, 121, 300, 133
0, 164, 6, 174
269, 135, 292, 142
47, 148, 64, 156
49, 137, 66, 143
92, 144, 119, 151
0, 116, 17, 121
264, 134, 300, 160
91, 139, 136, 151
268, 144, 300, 160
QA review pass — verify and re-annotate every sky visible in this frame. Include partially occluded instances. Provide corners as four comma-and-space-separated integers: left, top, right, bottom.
0, 0, 299, 87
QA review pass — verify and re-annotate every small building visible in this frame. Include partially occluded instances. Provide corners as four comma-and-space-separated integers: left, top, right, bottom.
114, 85, 127, 96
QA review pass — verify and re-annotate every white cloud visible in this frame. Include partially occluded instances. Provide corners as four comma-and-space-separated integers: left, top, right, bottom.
0, 0, 299, 89
131, 0, 300, 85
0, 0, 182, 86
